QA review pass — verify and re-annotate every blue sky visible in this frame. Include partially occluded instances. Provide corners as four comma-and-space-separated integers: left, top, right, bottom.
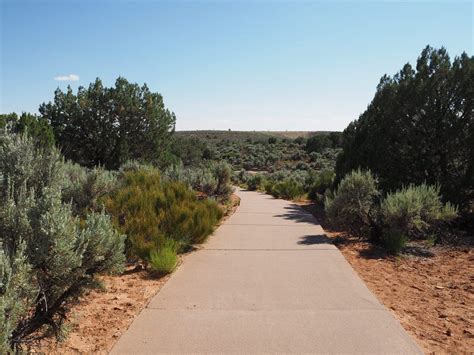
1, 0, 472, 131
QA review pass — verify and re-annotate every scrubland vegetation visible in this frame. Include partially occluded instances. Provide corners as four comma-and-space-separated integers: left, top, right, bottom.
0, 80, 233, 351
1, 45, 472, 351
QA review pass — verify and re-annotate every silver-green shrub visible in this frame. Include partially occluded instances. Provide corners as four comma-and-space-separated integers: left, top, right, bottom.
163, 161, 233, 201
325, 169, 380, 235
381, 184, 458, 238
62, 161, 118, 216
0, 131, 125, 350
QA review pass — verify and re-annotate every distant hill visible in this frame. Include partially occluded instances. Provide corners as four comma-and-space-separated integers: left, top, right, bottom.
175, 130, 337, 142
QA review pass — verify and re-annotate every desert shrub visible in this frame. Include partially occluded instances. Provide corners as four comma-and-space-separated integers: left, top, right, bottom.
163, 162, 233, 201
307, 169, 335, 201
0, 130, 64, 199
105, 169, 164, 259
149, 240, 178, 276
159, 182, 223, 246
0, 240, 35, 354
325, 169, 380, 235
164, 163, 217, 196
119, 160, 155, 174
380, 184, 458, 239
105, 169, 223, 261
263, 180, 274, 194
212, 161, 233, 200
62, 162, 118, 216
0, 131, 125, 350
382, 228, 408, 255
246, 174, 264, 191
271, 179, 304, 200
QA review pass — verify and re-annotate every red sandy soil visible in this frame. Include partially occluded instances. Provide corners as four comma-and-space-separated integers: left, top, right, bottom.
34, 194, 240, 354
301, 203, 474, 354
34, 268, 172, 354
335, 237, 473, 353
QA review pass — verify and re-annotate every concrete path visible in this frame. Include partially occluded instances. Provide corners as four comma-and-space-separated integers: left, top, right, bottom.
112, 189, 421, 354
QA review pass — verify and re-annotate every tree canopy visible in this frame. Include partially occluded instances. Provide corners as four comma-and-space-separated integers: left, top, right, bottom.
336, 46, 474, 209
0, 112, 54, 148
39, 77, 176, 169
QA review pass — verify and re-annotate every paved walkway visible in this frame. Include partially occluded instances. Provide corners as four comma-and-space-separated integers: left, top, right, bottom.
112, 189, 421, 354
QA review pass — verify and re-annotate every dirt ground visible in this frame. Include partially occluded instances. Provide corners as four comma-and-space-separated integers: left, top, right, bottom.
34, 268, 172, 354
302, 203, 474, 354
34, 193, 240, 354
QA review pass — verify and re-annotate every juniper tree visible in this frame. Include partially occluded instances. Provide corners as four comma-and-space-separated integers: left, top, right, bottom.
336, 46, 474, 209
39, 77, 176, 169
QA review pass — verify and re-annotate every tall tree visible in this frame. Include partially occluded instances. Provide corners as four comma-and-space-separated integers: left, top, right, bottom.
336, 46, 474, 209
39, 77, 176, 169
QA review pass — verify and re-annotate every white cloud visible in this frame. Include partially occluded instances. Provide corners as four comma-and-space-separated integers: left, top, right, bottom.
54, 74, 80, 81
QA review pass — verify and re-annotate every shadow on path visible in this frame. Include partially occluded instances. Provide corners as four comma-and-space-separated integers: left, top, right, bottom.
298, 234, 333, 245
275, 205, 320, 224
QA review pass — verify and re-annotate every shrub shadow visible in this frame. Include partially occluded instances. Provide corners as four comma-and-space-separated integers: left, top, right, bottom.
274, 205, 320, 224
298, 234, 333, 245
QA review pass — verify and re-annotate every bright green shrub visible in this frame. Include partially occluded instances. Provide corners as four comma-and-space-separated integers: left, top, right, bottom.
271, 179, 304, 200
104, 169, 166, 259
380, 184, 458, 239
105, 169, 223, 261
325, 169, 380, 235
158, 181, 223, 246
149, 240, 178, 276
0, 131, 125, 350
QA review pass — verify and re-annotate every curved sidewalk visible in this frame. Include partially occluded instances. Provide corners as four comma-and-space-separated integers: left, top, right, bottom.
111, 188, 421, 354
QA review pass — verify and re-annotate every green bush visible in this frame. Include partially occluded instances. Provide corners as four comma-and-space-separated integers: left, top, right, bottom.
105, 169, 223, 261
263, 180, 274, 194
271, 179, 304, 200
325, 169, 380, 235
381, 228, 408, 255
381, 184, 458, 239
149, 240, 178, 276
212, 161, 233, 200
0, 131, 125, 351
307, 169, 335, 201
246, 174, 264, 191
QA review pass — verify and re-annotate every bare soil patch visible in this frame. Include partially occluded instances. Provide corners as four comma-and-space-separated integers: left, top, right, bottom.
34, 268, 171, 354
302, 203, 474, 354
